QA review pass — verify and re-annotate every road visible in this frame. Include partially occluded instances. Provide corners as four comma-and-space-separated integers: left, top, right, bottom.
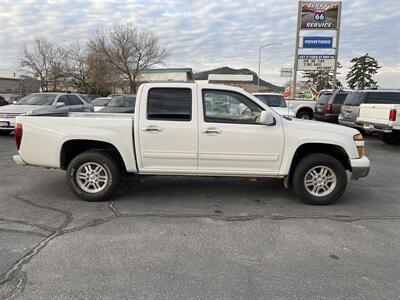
0, 134, 399, 299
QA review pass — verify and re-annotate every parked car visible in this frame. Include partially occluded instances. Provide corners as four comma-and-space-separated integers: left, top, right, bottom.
0, 96, 8, 107
314, 90, 350, 123
285, 98, 316, 119
252, 93, 295, 117
14, 83, 370, 205
0, 93, 93, 135
99, 95, 136, 113
81, 94, 101, 102
92, 97, 112, 112
339, 90, 399, 129
355, 91, 400, 144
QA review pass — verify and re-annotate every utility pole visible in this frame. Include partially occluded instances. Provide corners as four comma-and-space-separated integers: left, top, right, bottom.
257, 43, 283, 92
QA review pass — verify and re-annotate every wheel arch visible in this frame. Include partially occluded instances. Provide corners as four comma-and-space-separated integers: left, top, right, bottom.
60, 139, 127, 172
296, 107, 314, 119
287, 143, 351, 184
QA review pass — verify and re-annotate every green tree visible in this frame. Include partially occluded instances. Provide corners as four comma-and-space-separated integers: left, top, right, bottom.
346, 53, 381, 89
302, 62, 342, 91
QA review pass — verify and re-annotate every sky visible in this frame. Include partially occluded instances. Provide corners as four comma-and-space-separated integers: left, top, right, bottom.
0, 0, 399, 88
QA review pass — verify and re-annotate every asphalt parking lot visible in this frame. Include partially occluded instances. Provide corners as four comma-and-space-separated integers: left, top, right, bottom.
0, 133, 399, 299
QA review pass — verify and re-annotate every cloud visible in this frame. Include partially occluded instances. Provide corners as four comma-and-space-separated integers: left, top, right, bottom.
0, 0, 399, 87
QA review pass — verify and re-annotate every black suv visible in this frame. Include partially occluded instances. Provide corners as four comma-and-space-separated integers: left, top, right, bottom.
314, 90, 350, 123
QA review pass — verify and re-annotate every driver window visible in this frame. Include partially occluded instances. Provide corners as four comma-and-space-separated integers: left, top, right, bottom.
202, 89, 262, 124
57, 95, 69, 105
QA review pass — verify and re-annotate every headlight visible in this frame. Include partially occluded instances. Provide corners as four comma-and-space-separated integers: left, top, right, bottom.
353, 134, 365, 157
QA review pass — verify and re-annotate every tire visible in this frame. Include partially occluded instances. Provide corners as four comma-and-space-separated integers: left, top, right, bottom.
292, 153, 347, 205
382, 133, 400, 145
66, 151, 122, 202
297, 110, 313, 120
0, 130, 12, 136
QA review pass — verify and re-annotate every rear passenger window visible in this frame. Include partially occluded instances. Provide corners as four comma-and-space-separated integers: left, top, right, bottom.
365, 92, 400, 104
147, 88, 192, 121
68, 95, 83, 105
333, 93, 348, 104
343, 92, 365, 106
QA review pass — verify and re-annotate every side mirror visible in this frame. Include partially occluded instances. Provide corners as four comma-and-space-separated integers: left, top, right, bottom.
56, 102, 65, 108
259, 110, 276, 126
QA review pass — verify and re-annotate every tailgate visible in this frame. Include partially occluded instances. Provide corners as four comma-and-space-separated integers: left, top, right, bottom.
358, 104, 393, 125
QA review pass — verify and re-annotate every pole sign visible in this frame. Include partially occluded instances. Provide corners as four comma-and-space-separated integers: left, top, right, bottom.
280, 68, 293, 77
298, 54, 336, 71
300, 1, 339, 29
301, 36, 334, 48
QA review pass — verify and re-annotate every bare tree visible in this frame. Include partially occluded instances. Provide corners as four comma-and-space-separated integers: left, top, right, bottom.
88, 23, 169, 93
65, 40, 90, 93
19, 37, 67, 91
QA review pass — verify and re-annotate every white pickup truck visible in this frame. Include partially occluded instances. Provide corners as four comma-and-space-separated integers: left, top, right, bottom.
357, 102, 400, 145
13, 83, 370, 205
285, 99, 316, 120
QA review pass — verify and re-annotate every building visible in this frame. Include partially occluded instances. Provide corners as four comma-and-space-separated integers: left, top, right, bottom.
0, 70, 40, 101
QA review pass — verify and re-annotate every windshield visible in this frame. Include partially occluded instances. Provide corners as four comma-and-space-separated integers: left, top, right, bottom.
254, 95, 286, 107
16, 94, 56, 106
92, 98, 111, 106
317, 93, 333, 104
108, 96, 135, 107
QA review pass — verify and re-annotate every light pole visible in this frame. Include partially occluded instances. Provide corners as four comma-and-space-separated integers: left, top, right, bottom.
257, 43, 283, 92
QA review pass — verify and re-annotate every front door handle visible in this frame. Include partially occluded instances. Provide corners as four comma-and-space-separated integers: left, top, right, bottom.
202, 128, 222, 135
142, 126, 163, 133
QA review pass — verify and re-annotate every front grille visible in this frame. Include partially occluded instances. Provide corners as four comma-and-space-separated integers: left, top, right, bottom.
0, 113, 19, 118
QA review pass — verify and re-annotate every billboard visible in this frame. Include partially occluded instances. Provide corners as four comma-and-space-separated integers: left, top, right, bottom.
301, 1, 339, 29
298, 54, 336, 71
301, 36, 334, 48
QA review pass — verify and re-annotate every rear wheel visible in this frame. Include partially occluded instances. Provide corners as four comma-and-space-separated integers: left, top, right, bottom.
297, 110, 313, 120
66, 151, 122, 201
0, 130, 12, 136
292, 153, 347, 205
382, 133, 400, 145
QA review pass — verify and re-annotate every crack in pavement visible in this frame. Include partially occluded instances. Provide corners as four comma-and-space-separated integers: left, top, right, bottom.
1, 196, 400, 299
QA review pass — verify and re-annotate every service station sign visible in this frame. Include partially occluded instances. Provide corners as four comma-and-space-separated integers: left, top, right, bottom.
300, 1, 339, 29
298, 54, 336, 71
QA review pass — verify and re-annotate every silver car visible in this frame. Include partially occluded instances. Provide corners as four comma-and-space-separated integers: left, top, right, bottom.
0, 93, 93, 135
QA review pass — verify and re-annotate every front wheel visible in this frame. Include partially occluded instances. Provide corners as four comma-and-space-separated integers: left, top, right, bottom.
66, 151, 122, 201
292, 154, 347, 205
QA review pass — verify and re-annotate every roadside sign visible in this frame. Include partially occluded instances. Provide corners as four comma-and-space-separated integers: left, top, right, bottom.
301, 36, 334, 48
298, 54, 336, 71
300, 1, 339, 29
280, 68, 293, 77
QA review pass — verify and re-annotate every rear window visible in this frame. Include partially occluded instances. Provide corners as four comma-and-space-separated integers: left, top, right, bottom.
254, 95, 286, 107
317, 93, 333, 104
332, 93, 348, 104
343, 92, 365, 106
364, 92, 400, 104
147, 88, 192, 121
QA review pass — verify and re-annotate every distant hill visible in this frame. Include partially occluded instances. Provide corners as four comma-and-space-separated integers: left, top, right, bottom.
194, 66, 283, 92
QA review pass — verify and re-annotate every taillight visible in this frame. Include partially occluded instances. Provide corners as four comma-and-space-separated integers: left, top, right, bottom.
15, 123, 23, 150
326, 104, 333, 114
389, 109, 397, 122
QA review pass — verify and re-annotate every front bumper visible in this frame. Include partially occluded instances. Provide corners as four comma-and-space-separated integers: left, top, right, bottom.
0, 117, 16, 130
13, 155, 27, 166
350, 156, 370, 180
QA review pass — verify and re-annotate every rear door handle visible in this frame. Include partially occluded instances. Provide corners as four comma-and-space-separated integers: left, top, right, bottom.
142, 126, 163, 133
202, 128, 222, 135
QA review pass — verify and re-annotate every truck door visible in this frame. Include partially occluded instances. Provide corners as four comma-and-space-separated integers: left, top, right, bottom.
198, 88, 284, 175
137, 85, 198, 172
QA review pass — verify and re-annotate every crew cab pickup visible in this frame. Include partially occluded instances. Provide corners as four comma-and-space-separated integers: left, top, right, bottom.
13, 83, 370, 205
357, 102, 400, 145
